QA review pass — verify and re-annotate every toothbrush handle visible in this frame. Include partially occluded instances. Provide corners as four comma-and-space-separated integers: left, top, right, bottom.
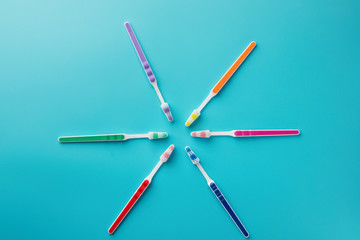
233, 129, 300, 137
210, 182, 249, 238
108, 179, 150, 234
58, 134, 126, 143
211, 41, 256, 94
124, 22, 156, 84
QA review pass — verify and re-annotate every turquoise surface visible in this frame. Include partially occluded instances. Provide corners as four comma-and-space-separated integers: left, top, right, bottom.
1, 0, 360, 239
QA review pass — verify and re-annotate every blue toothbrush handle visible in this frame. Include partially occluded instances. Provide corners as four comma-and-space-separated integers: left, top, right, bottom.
210, 182, 249, 238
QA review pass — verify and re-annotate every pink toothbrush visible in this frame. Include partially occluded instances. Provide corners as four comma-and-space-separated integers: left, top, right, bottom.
191, 129, 300, 138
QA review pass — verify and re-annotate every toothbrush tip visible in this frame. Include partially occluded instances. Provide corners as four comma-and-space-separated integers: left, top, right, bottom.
184, 146, 199, 164
191, 130, 210, 138
161, 144, 175, 162
161, 103, 173, 123
185, 110, 200, 127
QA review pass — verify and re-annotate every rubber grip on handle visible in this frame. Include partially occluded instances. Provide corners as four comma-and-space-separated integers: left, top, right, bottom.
210, 182, 249, 238
58, 134, 126, 143
124, 22, 156, 83
233, 129, 300, 137
108, 179, 150, 234
212, 41, 256, 94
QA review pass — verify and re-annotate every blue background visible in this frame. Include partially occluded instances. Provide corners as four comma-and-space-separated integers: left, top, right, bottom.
1, 0, 359, 239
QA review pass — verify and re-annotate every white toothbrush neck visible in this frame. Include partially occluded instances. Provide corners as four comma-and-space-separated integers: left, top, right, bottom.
210, 131, 232, 136
145, 160, 164, 182
198, 91, 216, 112
126, 134, 149, 139
152, 82, 165, 103
196, 162, 213, 185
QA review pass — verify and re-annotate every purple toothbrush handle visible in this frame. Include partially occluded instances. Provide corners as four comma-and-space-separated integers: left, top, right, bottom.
124, 22, 156, 83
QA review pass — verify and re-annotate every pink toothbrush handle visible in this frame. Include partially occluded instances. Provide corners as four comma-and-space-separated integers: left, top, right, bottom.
233, 130, 300, 137
108, 179, 150, 234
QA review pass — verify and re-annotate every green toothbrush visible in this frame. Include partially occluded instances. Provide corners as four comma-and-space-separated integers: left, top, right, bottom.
58, 132, 168, 143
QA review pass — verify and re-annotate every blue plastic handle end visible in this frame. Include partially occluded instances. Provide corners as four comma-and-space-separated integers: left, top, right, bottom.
210, 182, 249, 238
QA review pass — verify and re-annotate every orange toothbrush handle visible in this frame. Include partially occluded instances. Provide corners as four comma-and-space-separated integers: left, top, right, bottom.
212, 41, 256, 94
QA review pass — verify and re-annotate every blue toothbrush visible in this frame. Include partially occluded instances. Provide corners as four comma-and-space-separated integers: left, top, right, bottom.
185, 146, 250, 238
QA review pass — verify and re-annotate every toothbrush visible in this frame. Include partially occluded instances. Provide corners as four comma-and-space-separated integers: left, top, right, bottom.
58, 132, 168, 143
124, 22, 173, 122
185, 146, 249, 238
185, 41, 256, 127
108, 144, 175, 234
191, 129, 300, 138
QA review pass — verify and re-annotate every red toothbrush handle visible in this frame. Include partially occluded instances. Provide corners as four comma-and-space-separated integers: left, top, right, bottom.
108, 179, 150, 234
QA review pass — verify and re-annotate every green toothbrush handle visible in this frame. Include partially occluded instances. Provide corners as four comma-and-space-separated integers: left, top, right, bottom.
58, 134, 126, 143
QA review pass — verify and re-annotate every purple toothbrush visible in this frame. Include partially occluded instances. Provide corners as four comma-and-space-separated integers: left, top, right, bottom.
124, 22, 173, 122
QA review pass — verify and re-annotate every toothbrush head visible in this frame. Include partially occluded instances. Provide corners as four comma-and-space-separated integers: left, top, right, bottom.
185, 109, 200, 127
191, 130, 211, 138
161, 103, 173, 122
148, 132, 168, 140
185, 146, 199, 164
160, 144, 175, 162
